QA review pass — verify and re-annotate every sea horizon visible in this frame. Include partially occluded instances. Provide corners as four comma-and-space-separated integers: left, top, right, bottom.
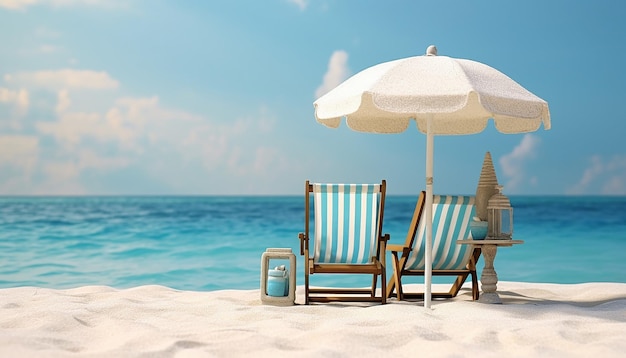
3, 194, 626, 197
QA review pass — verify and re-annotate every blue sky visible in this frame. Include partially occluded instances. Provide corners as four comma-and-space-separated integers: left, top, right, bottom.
1, 0, 625, 196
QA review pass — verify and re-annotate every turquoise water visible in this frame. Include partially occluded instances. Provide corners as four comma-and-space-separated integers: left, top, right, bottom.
1, 195, 624, 291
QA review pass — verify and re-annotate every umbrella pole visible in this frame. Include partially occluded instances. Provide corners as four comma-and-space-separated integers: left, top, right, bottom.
425, 116, 434, 309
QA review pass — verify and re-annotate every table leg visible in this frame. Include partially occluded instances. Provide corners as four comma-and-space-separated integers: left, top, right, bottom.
478, 244, 501, 304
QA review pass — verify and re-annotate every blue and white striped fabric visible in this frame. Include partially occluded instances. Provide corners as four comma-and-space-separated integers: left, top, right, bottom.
405, 195, 475, 270
312, 183, 381, 264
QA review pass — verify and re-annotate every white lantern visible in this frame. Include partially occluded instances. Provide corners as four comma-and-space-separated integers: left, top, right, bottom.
487, 185, 513, 239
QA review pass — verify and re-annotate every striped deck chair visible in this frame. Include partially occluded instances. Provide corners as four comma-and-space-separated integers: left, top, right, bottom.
386, 191, 481, 301
298, 180, 390, 304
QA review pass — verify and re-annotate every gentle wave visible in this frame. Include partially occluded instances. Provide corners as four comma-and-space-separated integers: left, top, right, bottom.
1, 195, 625, 290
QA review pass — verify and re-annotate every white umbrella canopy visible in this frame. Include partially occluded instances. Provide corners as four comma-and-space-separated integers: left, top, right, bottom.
313, 45, 551, 308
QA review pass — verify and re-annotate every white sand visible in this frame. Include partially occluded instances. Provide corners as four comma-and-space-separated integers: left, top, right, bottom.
1, 282, 625, 357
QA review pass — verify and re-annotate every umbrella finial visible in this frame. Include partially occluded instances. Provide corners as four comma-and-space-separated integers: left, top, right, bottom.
426, 45, 437, 56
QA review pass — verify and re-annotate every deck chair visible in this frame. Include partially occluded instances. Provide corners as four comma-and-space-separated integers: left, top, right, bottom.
386, 191, 481, 301
298, 180, 390, 304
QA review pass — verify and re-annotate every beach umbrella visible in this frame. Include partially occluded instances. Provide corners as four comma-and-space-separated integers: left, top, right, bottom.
313, 45, 551, 308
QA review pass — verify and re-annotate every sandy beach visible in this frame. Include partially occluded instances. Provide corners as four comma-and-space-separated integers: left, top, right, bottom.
1, 282, 625, 357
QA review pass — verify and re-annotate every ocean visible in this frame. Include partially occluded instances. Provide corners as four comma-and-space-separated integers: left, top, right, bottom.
1, 195, 624, 291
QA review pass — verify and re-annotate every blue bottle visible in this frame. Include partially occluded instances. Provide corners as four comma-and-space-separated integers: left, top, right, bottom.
267, 265, 288, 297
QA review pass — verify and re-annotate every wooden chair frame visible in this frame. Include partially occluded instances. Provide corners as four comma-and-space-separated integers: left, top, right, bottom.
386, 191, 481, 301
298, 180, 389, 304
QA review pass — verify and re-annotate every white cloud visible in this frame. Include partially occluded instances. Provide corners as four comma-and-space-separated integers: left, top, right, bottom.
4, 69, 119, 90
42, 160, 79, 182
56, 89, 71, 113
603, 176, 625, 194
37, 111, 105, 148
36, 150, 130, 183
111, 96, 211, 150
0, 135, 38, 168
0, 87, 29, 114
37, 99, 149, 153
571, 155, 603, 193
180, 109, 279, 174
499, 134, 540, 191
2, 68, 297, 194
104, 110, 141, 151
568, 155, 626, 195
0, 87, 28, 127
287, 0, 307, 11
77, 149, 131, 171
35, 94, 284, 176
19, 151, 131, 195
315, 50, 350, 99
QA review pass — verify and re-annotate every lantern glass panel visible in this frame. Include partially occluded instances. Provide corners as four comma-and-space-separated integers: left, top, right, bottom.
487, 208, 500, 238
500, 208, 513, 238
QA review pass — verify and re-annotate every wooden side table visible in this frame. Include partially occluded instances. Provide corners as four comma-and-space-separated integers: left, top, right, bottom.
457, 239, 524, 304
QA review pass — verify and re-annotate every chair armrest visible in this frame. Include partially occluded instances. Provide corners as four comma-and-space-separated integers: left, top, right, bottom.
378, 234, 389, 266
386, 244, 411, 256
298, 232, 307, 256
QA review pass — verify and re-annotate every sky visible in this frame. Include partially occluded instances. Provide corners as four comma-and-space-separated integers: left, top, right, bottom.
1, 0, 625, 196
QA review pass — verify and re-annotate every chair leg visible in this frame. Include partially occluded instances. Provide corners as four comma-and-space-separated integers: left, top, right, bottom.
305, 261, 310, 305
381, 266, 386, 304
371, 274, 377, 298
470, 247, 481, 301
385, 253, 398, 298
387, 253, 404, 300
385, 276, 396, 299
471, 271, 479, 300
